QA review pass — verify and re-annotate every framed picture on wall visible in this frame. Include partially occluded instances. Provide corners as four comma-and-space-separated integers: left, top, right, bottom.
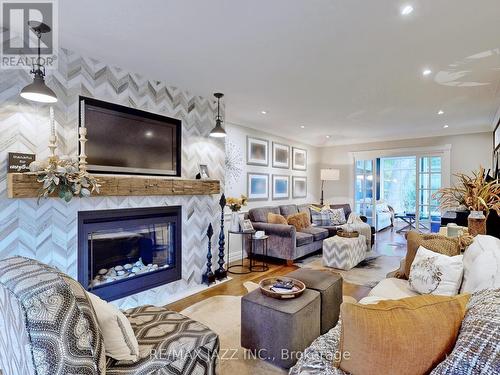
292, 176, 307, 198
247, 172, 269, 201
198, 164, 209, 179
272, 142, 290, 168
272, 175, 290, 200
292, 147, 307, 170
247, 136, 269, 166
494, 121, 500, 150
494, 147, 499, 178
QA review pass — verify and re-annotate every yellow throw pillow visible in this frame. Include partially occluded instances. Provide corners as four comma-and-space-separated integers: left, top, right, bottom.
287, 212, 310, 231
404, 231, 461, 279
309, 204, 322, 212
336, 294, 470, 375
267, 212, 288, 225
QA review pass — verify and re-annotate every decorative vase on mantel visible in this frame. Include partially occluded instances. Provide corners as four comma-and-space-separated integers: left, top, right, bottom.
230, 212, 241, 232
468, 211, 487, 236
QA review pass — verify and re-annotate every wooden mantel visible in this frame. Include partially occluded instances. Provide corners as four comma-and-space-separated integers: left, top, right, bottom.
7, 173, 220, 198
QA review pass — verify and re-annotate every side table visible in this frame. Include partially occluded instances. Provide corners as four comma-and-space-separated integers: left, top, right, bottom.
250, 235, 269, 272
227, 230, 255, 274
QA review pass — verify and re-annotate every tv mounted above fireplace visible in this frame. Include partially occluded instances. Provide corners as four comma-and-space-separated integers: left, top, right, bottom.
79, 97, 181, 176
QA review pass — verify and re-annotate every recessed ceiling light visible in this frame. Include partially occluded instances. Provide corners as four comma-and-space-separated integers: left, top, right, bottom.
422, 69, 432, 76
401, 5, 414, 15
300, 125, 305, 129
443, 124, 449, 128
260, 110, 267, 115
326, 135, 331, 139
145, 130, 154, 138
438, 110, 444, 115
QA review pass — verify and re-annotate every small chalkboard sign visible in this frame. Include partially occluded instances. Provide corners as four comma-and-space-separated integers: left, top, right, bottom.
8, 152, 35, 173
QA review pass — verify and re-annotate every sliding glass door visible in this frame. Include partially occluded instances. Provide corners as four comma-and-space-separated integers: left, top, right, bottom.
417, 156, 442, 232
358, 154, 443, 233
355, 159, 375, 227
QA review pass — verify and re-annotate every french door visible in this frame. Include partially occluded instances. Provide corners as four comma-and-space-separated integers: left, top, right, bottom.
354, 159, 375, 227
416, 156, 442, 233
355, 155, 443, 232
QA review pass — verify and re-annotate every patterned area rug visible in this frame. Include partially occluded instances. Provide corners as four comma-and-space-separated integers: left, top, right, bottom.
296, 252, 402, 288
180, 284, 359, 374
180, 282, 287, 375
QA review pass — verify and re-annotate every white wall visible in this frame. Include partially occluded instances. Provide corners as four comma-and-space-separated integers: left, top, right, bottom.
319, 132, 493, 207
225, 123, 320, 207
224, 122, 320, 260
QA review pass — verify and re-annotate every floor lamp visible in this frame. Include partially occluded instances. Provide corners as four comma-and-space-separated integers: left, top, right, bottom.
320, 169, 340, 206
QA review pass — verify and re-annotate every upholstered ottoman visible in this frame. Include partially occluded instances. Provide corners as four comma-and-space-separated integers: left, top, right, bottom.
287, 268, 342, 334
241, 288, 321, 368
323, 234, 367, 270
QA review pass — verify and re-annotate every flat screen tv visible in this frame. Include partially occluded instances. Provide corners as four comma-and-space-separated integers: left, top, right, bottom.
80, 97, 181, 176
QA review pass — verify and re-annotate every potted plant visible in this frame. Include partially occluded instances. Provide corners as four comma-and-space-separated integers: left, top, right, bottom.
226, 195, 248, 232
434, 167, 500, 236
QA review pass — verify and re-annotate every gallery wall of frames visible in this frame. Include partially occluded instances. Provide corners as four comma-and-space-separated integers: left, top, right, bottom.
223, 123, 319, 205
246, 136, 309, 201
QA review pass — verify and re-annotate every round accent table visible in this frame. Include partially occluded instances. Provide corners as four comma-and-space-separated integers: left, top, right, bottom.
227, 230, 255, 274
250, 235, 269, 272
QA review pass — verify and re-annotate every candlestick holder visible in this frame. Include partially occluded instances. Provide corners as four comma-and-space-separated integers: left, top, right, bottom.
48, 106, 58, 161
202, 223, 216, 285
78, 100, 88, 172
215, 193, 227, 280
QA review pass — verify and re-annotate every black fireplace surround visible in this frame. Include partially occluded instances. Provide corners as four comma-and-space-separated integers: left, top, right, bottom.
78, 206, 182, 301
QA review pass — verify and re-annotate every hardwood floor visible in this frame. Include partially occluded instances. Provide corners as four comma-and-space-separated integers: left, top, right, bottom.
167, 227, 407, 312
168, 260, 372, 312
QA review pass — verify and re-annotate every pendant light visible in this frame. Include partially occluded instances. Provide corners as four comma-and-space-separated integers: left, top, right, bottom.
209, 93, 226, 138
20, 21, 57, 103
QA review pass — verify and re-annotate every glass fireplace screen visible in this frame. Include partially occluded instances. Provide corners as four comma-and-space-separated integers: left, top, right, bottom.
88, 222, 176, 289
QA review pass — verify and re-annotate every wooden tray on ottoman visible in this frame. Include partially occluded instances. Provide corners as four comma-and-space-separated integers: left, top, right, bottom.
259, 277, 306, 299
337, 229, 359, 238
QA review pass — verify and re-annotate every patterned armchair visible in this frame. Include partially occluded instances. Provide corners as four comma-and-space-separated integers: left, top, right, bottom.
0, 257, 219, 375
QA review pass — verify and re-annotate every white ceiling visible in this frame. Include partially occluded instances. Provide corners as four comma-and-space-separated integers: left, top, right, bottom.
59, 0, 500, 146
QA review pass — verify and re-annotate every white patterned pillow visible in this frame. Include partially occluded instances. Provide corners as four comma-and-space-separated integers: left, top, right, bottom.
327, 208, 346, 225
409, 246, 464, 296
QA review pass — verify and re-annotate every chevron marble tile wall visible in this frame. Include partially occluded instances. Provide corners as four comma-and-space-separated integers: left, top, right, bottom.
0, 48, 225, 309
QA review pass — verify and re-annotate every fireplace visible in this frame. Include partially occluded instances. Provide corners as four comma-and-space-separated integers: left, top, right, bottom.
78, 206, 182, 301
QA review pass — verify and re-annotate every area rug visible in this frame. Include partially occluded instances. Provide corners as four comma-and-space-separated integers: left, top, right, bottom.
181, 282, 287, 375
296, 252, 401, 288
180, 283, 358, 374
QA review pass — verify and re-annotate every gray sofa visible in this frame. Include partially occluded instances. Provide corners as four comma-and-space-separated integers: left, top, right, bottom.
0, 256, 219, 375
247, 203, 369, 263
246, 203, 375, 263
246, 204, 330, 263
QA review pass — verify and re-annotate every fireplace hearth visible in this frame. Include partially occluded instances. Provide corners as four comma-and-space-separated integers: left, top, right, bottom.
78, 206, 181, 301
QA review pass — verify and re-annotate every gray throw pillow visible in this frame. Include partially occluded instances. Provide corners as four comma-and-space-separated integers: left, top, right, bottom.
310, 210, 333, 226
430, 288, 500, 374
